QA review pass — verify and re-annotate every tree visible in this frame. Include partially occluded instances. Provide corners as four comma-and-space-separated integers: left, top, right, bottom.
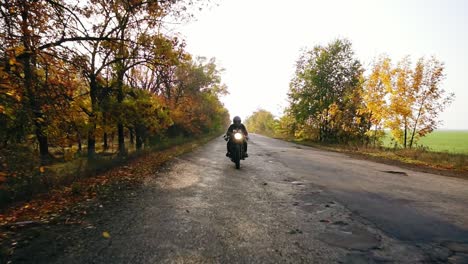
0, 0, 57, 162
166, 57, 228, 136
386, 57, 453, 148
276, 111, 298, 138
288, 39, 365, 143
385, 56, 414, 147
365, 56, 454, 148
1, 0, 123, 160
361, 56, 392, 146
407, 57, 453, 148
120, 88, 172, 150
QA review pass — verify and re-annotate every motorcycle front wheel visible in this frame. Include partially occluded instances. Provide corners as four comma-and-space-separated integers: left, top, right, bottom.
233, 144, 241, 169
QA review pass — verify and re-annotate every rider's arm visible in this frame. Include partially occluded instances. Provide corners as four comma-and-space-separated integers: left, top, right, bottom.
241, 124, 248, 136
226, 124, 234, 136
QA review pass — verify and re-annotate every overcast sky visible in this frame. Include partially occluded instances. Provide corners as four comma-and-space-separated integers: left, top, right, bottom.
176, 0, 468, 129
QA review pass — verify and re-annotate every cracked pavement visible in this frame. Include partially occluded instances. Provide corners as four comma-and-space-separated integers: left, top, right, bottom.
7, 134, 468, 263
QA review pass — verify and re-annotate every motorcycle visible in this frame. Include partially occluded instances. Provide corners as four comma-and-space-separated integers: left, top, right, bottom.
224, 129, 248, 169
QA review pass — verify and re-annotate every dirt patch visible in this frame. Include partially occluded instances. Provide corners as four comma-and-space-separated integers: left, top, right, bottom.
153, 162, 201, 190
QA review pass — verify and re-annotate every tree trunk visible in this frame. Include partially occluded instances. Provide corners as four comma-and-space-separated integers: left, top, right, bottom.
37, 133, 49, 161
404, 120, 408, 148
409, 128, 415, 149
130, 127, 134, 145
116, 63, 125, 155
116, 22, 127, 156
20, 3, 49, 163
409, 101, 426, 149
78, 133, 82, 153
373, 126, 378, 147
87, 129, 96, 158
103, 132, 108, 151
135, 125, 143, 151
118, 124, 125, 155
102, 115, 108, 151
87, 75, 98, 159
116, 64, 125, 155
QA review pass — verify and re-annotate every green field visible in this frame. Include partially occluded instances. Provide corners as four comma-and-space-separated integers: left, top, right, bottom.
384, 130, 468, 154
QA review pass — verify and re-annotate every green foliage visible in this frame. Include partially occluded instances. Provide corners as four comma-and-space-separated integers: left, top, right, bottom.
245, 109, 278, 137
275, 113, 297, 138
287, 39, 367, 143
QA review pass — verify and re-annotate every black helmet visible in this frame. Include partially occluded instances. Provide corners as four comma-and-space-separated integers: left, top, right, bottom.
233, 116, 241, 125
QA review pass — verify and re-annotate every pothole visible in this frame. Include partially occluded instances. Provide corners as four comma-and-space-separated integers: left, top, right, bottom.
381, 170, 408, 176
318, 226, 381, 251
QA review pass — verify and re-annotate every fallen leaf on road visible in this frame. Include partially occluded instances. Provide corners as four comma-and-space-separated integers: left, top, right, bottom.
0, 172, 7, 182
102, 231, 111, 238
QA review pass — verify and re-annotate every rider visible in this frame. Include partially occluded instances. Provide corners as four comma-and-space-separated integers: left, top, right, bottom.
226, 116, 249, 158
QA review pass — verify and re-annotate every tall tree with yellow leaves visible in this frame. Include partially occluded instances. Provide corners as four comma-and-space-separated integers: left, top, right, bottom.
407, 57, 454, 148
386, 57, 414, 147
362, 56, 392, 145
383, 56, 453, 148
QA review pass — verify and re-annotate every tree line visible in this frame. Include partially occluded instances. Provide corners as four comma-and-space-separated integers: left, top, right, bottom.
0, 0, 230, 167
246, 39, 453, 147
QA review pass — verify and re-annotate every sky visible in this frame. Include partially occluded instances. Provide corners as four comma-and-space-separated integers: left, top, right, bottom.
176, 0, 468, 129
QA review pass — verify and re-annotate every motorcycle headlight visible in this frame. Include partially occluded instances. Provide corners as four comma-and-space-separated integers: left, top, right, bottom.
234, 133, 243, 140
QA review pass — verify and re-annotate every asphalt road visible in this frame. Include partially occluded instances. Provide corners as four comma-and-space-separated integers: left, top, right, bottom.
13, 134, 468, 263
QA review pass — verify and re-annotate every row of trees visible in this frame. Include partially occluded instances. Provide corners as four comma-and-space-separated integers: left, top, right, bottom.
247, 39, 453, 148
0, 0, 230, 166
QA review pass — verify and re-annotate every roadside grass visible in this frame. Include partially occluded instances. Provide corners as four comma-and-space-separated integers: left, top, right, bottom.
283, 138, 468, 178
46, 135, 198, 188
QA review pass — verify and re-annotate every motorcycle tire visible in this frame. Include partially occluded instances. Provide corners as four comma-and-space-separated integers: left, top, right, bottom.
234, 144, 241, 169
